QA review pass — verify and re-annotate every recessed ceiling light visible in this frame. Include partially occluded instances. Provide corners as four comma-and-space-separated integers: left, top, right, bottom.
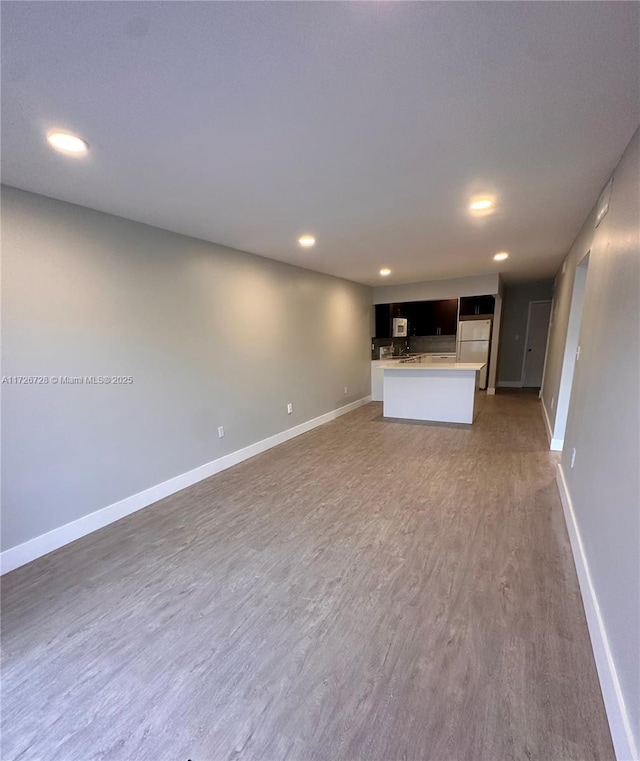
493, 252, 509, 261
298, 235, 316, 247
379, 268, 391, 276
46, 131, 89, 155
469, 195, 496, 216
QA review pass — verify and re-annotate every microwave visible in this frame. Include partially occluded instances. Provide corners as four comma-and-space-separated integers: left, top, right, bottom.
392, 318, 408, 337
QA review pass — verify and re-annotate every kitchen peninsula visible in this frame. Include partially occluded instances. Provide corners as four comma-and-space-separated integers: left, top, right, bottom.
380, 359, 486, 424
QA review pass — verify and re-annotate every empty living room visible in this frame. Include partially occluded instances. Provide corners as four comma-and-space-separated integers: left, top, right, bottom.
1, 3, 638, 761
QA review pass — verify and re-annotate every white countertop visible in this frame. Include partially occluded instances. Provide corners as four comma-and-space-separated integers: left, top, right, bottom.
371, 353, 456, 363
380, 361, 485, 372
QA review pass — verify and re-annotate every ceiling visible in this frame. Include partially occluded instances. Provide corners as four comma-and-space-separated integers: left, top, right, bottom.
2, 2, 638, 287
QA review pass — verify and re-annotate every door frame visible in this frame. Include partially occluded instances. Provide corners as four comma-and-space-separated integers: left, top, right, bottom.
520, 299, 552, 387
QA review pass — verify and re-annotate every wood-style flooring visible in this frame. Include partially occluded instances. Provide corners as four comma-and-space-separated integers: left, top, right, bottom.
1, 394, 614, 761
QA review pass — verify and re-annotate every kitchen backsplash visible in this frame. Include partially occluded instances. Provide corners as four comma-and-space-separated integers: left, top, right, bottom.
408, 335, 457, 354
371, 335, 456, 359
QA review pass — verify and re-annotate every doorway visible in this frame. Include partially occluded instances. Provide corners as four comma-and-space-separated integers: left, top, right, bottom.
522, 300, 552, 387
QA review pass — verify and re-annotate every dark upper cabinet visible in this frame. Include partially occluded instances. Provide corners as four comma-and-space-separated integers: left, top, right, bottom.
375, 304, 393, 338
399, 300, 457, 336
428, 299, 458, 335
459, 295, 495, 317
409, 302, 429, 336
374, 299, 458, 337
391, 303, 409, 319
374, 302, 416, 337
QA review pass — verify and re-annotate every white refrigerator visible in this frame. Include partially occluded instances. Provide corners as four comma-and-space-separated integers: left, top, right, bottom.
457, 319, 491, 389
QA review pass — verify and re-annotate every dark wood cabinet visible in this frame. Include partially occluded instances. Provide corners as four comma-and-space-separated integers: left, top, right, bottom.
374, 299, 458, 337
374, 296, 493, 337
403, 299, 457, 336
375, 304, 393, 338
427, 299, 458, 335
410, 302, 429, 336
375, 302, 416, 337
459, 295, 495, 317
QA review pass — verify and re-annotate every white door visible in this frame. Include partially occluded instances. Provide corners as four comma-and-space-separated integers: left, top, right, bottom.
523, 301, 552, 387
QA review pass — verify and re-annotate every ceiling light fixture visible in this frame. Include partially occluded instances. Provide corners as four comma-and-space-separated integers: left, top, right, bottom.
379, 268, 391, 276
46, 131, 89, 155
470, 198, 493, 210
493, 252, 509, 261
468, 195, 496, 216
298, 235, 316, 247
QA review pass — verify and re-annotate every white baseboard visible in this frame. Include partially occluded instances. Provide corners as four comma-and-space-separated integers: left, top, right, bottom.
1, 396, 372, 575
540, 400, 564, 451
497, 380, 523, 388
541, 399, 552, 442
556, 464, 638, 761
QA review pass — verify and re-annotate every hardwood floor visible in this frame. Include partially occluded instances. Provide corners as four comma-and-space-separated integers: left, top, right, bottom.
1, 395, 614, 761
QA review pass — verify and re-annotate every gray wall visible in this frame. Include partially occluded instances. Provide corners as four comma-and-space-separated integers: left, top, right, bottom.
373, 274, 500, 304
497, 280, 554, 384
1, 187, 372, 551
542, 128, 639, 750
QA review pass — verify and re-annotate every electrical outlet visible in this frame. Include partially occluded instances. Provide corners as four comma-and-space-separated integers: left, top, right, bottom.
344, 386, 348, 395
551, 397, 555, 410
217, 426, 225, 438
570, 447, 577, 468
576, 345, 581, 361
287, 403, 293, 414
